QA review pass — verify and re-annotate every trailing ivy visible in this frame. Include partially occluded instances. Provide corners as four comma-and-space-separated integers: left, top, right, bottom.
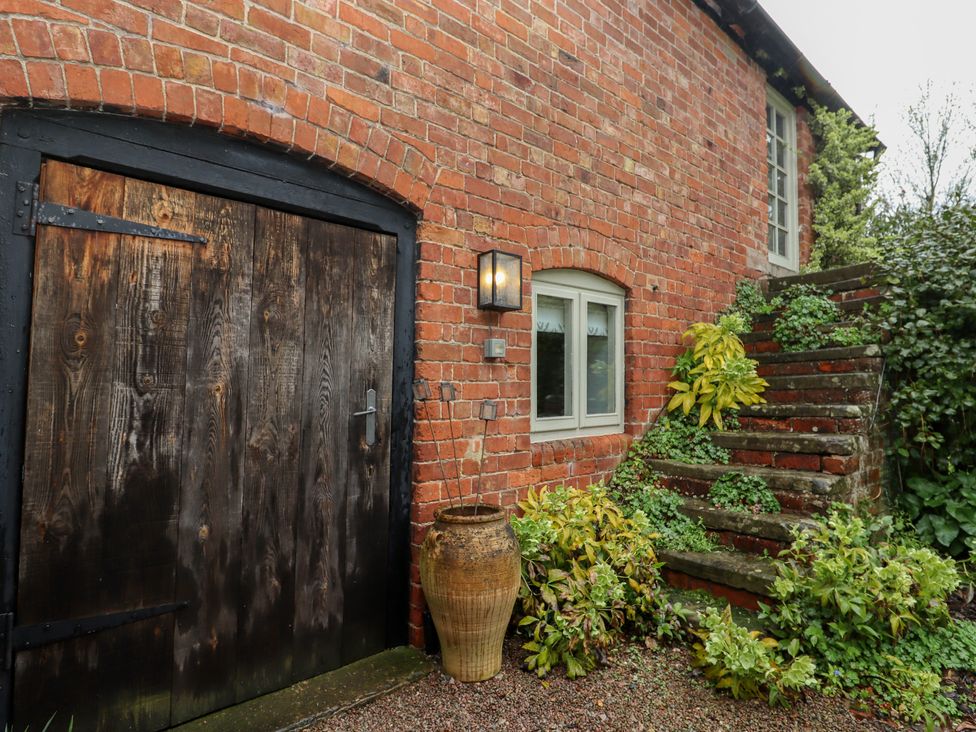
616, 484, 717, 553
875, 204, 976, 479
807, 104, 882, 270
708, 472, 780, 514
631, 415, 731, 466
722, 280, 781, 330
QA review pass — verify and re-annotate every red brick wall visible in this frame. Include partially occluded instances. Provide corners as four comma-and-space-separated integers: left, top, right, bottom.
0, 0, 816, 647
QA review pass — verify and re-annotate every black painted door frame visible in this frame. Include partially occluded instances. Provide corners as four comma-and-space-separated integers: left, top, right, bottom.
0, 109, 417, 728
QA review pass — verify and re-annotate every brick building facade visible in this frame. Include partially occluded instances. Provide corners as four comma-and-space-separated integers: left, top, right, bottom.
1, 0, 840, 661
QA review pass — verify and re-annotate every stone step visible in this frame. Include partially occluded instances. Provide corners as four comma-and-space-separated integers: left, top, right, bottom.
766, 262, 878, 294
711, 430, 858, 456
679, 497, 817, 554
760, 372, 879, 406
753, 343, 881, 365
737, 403, 870, 435
711, 431, 863, 476
659, 549, 777, 603
647, 459, 847, 513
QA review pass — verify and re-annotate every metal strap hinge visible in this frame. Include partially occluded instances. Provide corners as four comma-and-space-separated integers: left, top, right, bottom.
12, 181, 38, 237
32, 202, 207, 244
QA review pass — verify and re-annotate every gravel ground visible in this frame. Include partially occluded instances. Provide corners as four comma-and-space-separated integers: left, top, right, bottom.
310, 639, 896, 732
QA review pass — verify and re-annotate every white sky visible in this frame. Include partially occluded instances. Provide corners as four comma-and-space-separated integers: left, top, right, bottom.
759, 0, 976, 199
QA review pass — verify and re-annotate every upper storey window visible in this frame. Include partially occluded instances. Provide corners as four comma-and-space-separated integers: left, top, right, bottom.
766, 88, 799, 271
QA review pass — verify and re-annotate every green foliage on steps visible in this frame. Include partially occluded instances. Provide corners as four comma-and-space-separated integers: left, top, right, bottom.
667, 317, 768, 429
691, 605, 816, 706
771, 285, 840, 352
722, 280, 781, 330
632, 415, 731, 466
510, 485, 674, 679
616, 484, 717, 553
758, 506, 970, 725
707, 472, 780, 514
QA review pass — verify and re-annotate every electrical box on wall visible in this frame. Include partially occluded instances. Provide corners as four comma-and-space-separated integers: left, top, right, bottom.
484, 338, 506, 359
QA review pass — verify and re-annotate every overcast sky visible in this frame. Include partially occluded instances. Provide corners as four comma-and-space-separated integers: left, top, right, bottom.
759, 0, 976, 200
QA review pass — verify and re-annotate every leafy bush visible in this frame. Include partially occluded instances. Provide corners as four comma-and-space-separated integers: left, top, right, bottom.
632, 415, 731, 465
901, 471, 976, 557
807, 104, 882, 270
875, 204, 976, 478
691, 606, 816, 706
668, 317, 767, 428
771, 286, 840, 352
511, 485, 664, 678
708, 472, 780, 514
760, 506, 966, 724
617, 485, 717, 553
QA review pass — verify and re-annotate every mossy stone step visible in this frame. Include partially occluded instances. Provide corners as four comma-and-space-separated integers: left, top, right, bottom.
678, 497, 818, 542
645, 458, 848, 496
738, 403, 867, 419
709, 431, 859, 456
766, 262, 878, 294
658, 549, 777, 596
741, 321, 856, 344
753, 293, 884, 322
762, 372, 879, 391
752, 344, 881, 364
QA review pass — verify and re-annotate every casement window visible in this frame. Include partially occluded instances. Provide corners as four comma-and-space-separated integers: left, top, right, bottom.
766, 87, 799, 271
531, 269, 625, 441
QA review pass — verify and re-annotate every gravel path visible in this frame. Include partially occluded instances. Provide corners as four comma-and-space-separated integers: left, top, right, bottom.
310, 639, 895, 732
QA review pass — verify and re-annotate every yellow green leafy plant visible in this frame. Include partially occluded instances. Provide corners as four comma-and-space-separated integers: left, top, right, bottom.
667, 316, 768, 429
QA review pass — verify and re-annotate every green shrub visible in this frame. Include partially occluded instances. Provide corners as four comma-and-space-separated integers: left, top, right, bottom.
618, 485, 717, 553
901, 471, 976, 557
631, 415, 731, 465
708, 472, 780, 514
807, 104, 882, 270
668, 317, 767, 429
760, 506, 965, 724
875, 204, 976, 479
691, 605, 816, 706
511, 485, 664, 678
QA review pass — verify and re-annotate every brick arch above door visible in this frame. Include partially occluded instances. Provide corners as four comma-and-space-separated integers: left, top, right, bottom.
0, 70, 438, 214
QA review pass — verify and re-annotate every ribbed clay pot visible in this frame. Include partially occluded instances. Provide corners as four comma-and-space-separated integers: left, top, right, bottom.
420, 504, 520, 682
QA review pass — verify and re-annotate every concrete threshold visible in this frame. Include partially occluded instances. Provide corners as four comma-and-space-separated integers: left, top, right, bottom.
172, 647, 433, 732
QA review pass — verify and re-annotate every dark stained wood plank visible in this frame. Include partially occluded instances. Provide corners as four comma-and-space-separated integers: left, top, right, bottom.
291, 220, 354, 681
236, 207, 307, 701
340, 228, 397, 665
170, 190, 255, 724
14, 160, 126, 732
89, 175, 195, 731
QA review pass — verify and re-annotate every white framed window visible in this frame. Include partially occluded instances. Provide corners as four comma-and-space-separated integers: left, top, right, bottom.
531, 269, 625, 441
766, 87, 799, 271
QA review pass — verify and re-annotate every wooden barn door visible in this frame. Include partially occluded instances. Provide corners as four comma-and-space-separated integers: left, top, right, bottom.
12, 161, 397, 731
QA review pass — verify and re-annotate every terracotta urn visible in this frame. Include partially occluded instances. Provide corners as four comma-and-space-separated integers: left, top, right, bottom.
419, 504, 521, 682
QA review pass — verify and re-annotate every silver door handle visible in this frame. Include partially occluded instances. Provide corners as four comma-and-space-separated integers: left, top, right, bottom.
353, 388, 377, 446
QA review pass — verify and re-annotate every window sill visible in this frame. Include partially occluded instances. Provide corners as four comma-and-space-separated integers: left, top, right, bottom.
530, 423, 625, 444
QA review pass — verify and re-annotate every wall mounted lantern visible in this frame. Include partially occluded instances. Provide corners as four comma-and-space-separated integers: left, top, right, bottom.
477, 250, 522, 311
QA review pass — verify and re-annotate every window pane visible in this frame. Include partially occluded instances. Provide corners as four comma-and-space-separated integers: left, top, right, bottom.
777, 199, 787, 229
586, 302, 615, 415
535, 294, 573, 418
766, 103, 773, 129
777, 227, 787, 256
776, 111, 785, 138
766, 132, 773, 162
775, 139, 785, 167
768, 224, 776, 252
776, 169, 786, 197
767, 194, 775, 224
767, 165, 775, 193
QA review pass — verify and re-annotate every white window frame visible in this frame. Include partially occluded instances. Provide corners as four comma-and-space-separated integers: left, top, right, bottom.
766, 87, 800, 272
530, 269, 625, 442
